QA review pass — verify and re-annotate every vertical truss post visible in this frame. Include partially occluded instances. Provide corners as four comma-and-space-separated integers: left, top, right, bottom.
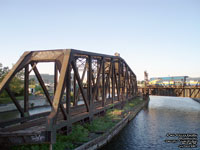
126, 70, 129, 98
132, 76, 134, 96
135, 77, 138, 95
108, 79, 110, 99
135, 77, 138, 96
118, 59, 121, 100
132, 77, 135, 96
102, 57, 105, 107
122, 63, 125, 100
114, 63, 119, 101
108, 61, 111, 99
87, 56, 93, 119
73, 68, 76, 106
54, 62, 58, 94
112, 59, 115, 103
129, 75, 132, 96
96, 59, 100, 101
124, 66, 127, 99
66, 63, 72, 128
66, 65, 71, 115
183, 88, 185, 97
126, 66, 129, 99
24, 65, 29, 115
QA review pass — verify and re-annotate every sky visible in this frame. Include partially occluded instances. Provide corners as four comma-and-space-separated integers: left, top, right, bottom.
0, 0, 199, 80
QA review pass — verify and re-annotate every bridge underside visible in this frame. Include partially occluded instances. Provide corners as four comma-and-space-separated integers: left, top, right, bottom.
139, 87, 200, 98
0, 49, 137, 146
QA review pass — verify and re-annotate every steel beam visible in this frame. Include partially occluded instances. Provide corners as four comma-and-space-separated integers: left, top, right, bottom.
24, 65, 29, 114
0, 49, 138, 146
5, 87, 24, 117
71, 60, 89, 111
31, 63, 53, 106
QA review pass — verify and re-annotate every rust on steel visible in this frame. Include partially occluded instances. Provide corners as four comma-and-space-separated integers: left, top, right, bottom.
138, 86, 200, 98
0, 49, 137, 146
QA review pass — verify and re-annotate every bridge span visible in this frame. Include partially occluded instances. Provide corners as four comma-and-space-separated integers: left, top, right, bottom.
138, 86, 200, 98
0, 49, 137, 146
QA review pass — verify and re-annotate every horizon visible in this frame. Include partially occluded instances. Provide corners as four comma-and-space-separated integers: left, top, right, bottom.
0, 0, 200, 80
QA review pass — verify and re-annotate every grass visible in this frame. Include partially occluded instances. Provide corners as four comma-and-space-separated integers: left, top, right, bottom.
11, 125, 89, 150
85, 97, 143, 134
11, 97, 143, 150
0, 96, 24, 104
84, 114, 116, 133
123, 97, 143, 112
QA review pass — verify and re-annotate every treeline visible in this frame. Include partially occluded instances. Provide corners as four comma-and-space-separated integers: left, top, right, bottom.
0, 63, 24, 98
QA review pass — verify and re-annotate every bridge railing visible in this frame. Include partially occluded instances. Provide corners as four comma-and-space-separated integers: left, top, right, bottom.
138, 86, 200, 98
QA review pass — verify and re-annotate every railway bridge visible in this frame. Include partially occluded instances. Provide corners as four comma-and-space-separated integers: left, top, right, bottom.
0, 49, 137, 146
138, 86, 200, 98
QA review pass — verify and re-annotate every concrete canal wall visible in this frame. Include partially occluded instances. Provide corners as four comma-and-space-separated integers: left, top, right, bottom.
0, 97, 49, 112
193, 98, 200, 104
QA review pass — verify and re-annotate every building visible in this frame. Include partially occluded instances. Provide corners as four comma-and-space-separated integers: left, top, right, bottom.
186, 77, 200, 86
149, 76, 188, 86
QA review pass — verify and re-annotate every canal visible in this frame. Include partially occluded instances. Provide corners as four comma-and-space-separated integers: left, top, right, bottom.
101, 96, 200, 150
0, 101, 84, 122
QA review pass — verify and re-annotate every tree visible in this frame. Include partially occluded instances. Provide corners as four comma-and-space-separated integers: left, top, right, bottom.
0, 63, 24, 97
0, 63, 9, 80
30, 78, 36, 85
0, 63, 10, 97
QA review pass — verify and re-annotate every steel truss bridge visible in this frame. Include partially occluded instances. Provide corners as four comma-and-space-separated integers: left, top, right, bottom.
0, 49, 137, 146
138, 86, 200, 98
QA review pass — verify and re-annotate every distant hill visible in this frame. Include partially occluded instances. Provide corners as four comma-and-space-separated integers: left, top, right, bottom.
30, 74, 54, 84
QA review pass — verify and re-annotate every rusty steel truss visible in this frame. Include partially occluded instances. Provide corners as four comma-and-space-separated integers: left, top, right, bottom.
138, 87, 200, 98
0, 49, 137, 146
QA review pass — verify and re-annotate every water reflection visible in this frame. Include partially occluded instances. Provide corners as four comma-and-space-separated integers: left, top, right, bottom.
0, 106, 51, 122
101, 96, 200, 150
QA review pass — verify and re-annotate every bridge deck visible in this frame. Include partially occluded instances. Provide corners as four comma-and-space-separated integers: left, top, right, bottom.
0, 98, 132, 146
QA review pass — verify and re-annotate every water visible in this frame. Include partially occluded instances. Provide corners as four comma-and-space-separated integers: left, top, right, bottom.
101, 96, 200, 150
0, 106, 52, 122
0, 100, 84, 122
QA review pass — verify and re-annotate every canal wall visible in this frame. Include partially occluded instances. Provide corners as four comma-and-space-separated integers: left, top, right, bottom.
192, 98, 200, 104
75, 98, 149, 150
0, 97, 49, 113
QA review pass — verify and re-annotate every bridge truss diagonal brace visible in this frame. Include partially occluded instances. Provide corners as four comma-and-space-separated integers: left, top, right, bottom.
71, 60, 89, 111
92, 57, 104, 102
0, 51, 32, 95
46, 50, 71, 130
5, 87, 25, 117
31, 63, 53, 106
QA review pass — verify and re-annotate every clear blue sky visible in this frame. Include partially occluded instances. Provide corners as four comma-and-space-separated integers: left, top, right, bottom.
0, 0, 199, 80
